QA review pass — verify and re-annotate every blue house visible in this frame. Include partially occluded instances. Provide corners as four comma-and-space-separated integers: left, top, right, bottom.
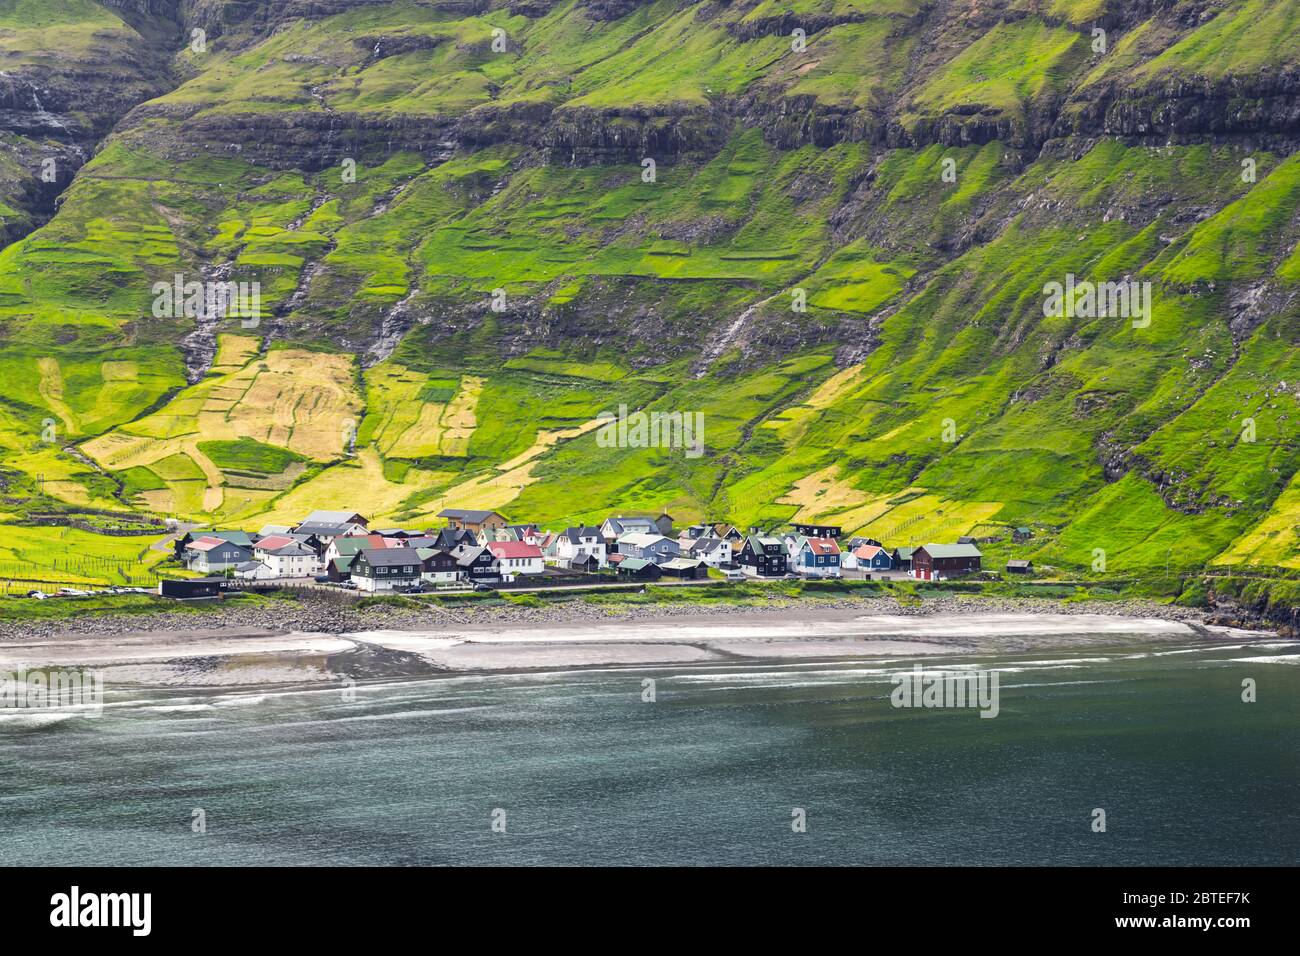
785, 535, 842, 578
851, 543, 893, 571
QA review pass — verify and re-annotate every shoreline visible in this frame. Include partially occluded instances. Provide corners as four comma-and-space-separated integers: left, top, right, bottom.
0, 589, 1248, 641
0, 597, 1279, 689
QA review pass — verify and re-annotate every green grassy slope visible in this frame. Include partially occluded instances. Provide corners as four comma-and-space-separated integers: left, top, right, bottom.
1, 0, 1298, 581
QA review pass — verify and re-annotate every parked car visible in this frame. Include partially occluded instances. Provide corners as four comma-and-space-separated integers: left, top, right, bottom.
26, 590, 49, 600
472, 583, 495, 592
314, 574, 331, 583
57, 587, 90, 597
338, 581, 358, 590
399, 585, 424, 594
723, 569, 746, 581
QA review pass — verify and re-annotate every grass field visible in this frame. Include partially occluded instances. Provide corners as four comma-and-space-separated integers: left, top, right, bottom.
0, 523, 174, 591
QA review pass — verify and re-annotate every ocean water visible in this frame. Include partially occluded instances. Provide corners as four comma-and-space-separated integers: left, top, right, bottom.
1, 636, 1297, 866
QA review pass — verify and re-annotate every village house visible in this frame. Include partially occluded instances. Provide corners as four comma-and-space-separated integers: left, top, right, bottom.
325, 533, 404, 564
687, 536, 732, 568
431, 527, 478, 551
486, 541, 545, 580
455, 545, 501, 583
843, 543, 892, 572
182, 536, 253, 573
327, 556, 355, 582
302, 510, 368, 528
438, 509, 507, 534
892, 546, 916, 572
786, 536, 842, 577
294, 511, 368, 539
711, 524, 746, 543
658, 557, 709, 579
251, 534, 301, 556
616, 533, 681, 565
488, 524, 542, 546
254, 539, 325, 578
351, 548, 422, 592
737, 535, 789, 578
417, 548, 461, 586
790, 522, 843, 539
615, 557, 662, 581
911, 543, 982, 581
1006, 559, 1034, 575
552, 526, 606, 568
600, 515, 658, 548
233, 560, 276, 581
293, 521, 364, 543
567, 553, 602, 573
535, 530, 558, 557
174, 529, 253, 561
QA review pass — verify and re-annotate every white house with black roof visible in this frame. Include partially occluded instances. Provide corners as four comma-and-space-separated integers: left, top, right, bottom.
553, 526, 606, 568
256, 541, 325, 578
600, 515, 658, 548
687, 536, 733, 568
351, 548, 422, 592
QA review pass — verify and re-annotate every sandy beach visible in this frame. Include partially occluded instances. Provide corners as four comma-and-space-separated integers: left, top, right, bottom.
0, 606, 1270, 688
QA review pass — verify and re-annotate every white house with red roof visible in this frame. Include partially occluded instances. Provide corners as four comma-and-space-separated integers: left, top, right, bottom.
253, 535, 325, 577
485, 541, 545, 580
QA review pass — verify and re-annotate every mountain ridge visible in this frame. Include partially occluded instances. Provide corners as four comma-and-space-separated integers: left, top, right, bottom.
1, 0, 1299, 582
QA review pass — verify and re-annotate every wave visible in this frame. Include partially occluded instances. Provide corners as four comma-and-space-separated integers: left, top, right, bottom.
141, 704, 217, 713
0, 711, 81, 728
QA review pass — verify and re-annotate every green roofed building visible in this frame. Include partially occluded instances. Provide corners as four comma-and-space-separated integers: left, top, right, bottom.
615, 557, 662, 581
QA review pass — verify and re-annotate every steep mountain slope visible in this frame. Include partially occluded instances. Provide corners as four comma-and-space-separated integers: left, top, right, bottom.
3, 0, 1300, 576
0, 0, 176, 240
